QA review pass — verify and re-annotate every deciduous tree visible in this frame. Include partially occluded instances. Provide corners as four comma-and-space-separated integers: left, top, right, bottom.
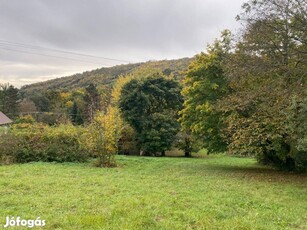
219, 0, 307, 170
179, 31, 231, 153
119, 74, 183, 156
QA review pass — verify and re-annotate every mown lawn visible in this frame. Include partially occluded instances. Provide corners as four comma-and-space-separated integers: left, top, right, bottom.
0, 155, 306, 229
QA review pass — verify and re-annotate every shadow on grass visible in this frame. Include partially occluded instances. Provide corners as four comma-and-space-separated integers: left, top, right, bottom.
118, 154, 306, 184
201, 163, 307, 184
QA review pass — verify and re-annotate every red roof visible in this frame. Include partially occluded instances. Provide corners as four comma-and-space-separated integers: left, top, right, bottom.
0, 111, 12, 125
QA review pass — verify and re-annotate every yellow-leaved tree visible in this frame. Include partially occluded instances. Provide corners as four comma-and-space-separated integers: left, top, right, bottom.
88, 106, 121, 167
86, 75, 134, 167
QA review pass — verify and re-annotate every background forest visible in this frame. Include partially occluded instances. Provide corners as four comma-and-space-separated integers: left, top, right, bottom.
0, 0, 306, 171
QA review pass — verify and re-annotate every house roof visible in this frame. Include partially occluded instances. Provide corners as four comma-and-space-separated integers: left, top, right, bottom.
0, 111, 12, 125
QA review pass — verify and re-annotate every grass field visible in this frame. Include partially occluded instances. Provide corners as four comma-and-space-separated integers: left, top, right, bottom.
0, 155, 306, 229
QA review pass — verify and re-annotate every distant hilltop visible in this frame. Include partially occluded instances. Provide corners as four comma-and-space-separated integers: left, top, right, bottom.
20, 57, 192, 96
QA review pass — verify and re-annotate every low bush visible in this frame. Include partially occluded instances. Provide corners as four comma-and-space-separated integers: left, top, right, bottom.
0, 124, 89, 164
0, 133, 19, 165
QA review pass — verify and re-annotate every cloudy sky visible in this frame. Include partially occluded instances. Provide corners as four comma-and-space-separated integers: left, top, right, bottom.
0, 0, 245, 87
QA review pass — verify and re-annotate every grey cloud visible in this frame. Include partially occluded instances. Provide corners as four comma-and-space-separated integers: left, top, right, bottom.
0, 0, 245, 87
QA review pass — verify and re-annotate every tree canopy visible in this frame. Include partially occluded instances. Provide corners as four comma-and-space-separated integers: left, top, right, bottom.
179, 30, 231, 153
119, 74, 183, 155
217, 0, 307, 170
0, 83, 19, 117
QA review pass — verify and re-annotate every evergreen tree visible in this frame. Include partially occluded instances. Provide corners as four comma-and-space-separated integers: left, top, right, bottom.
0, 83, 19, 117
71, 101, 84, 125
84, 84, 101, 123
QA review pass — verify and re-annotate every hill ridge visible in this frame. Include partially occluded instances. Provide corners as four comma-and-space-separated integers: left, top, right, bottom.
20, 57, 192, 95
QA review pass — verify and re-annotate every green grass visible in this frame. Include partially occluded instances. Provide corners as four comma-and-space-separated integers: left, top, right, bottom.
0, 155, 306, 229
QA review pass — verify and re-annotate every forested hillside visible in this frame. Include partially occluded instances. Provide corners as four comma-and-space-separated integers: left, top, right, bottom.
20, 58, 192, 96
2, 0, 306, 171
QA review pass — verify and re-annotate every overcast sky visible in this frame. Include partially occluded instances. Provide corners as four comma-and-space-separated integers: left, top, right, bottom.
0, 0, 245, 87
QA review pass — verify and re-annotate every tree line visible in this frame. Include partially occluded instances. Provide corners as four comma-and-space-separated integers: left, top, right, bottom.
1, 0, 306, 170
179, 0, 307, 170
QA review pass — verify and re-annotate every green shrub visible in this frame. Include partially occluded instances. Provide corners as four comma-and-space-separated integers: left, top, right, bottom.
0, 124, 89, 164
0, 133, 19, 165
